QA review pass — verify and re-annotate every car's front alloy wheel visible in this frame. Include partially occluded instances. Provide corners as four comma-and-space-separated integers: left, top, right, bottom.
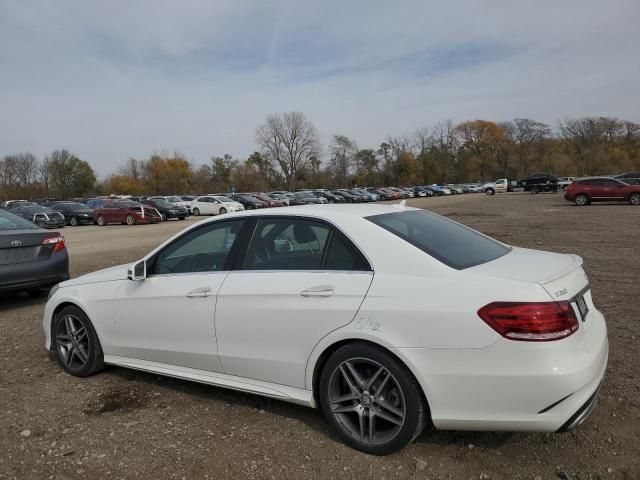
192, 208, 200, 216
319, 343, 428, 455
575, 194, 589, 206
630, 193, 640, 205
70, 216, 79, 227
53, 306, 104, 377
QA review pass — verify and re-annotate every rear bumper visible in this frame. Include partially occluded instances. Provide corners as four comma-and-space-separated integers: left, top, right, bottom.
0, 251, 69, 293
395, 308, 608, 432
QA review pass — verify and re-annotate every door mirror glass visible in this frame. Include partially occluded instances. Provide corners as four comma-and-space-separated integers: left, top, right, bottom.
128, 259, 146, 281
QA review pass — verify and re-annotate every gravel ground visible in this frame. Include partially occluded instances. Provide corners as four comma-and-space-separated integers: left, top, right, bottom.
1, 193, 638, 480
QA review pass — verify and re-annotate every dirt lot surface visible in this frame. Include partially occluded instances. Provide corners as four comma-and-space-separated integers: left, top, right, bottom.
1, 194, 638, 480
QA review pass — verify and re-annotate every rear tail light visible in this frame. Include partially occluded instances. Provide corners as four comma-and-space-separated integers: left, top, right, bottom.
42, 235, 66, 252
478, 301, 578, 341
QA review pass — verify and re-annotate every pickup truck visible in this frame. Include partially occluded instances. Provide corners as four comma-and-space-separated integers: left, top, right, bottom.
482, 178, 510, 195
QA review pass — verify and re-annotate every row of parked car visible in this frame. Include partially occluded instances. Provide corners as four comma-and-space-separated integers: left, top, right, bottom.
0, 184, 488, 228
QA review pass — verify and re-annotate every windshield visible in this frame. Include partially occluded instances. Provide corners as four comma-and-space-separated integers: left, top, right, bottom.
367, 210, 511, 270
214, 196, 233, 202
166, 196, 182, 203
0, 211, 39, 230
299, 192, 315, 198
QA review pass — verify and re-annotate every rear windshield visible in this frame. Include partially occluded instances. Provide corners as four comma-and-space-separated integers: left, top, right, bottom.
366, 210, 511, 269
0, 211, 39, 230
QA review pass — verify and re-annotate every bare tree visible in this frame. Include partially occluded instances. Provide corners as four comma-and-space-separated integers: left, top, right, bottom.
256, 112, 320, 190
503, 118, 550, 178
119, 158, 143, 182
329, 135, 356, 187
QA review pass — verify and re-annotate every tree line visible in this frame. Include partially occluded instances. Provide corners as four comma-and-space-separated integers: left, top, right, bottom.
1, 114, 638, 201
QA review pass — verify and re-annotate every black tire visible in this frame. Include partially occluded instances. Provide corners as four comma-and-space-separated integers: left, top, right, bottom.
219, 207, 227, 215
53, 305, 104, 377
575, 194, 590, 206
178, 216, 185, 220
630, 193, 640, 205
70, 216, 79, 227
192, 208, 200, 216
318, 343, 428, 455
485, 188, 495, 196
531, 186, 541, 194
97, 215, 106, 226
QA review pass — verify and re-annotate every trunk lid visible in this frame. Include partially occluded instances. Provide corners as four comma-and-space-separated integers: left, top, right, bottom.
468, 246, 589, 299
0, 229, 60, 265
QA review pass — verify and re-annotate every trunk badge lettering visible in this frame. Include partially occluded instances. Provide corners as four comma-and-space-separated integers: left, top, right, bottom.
554, 288, 568, 298
11, 240, 22, 247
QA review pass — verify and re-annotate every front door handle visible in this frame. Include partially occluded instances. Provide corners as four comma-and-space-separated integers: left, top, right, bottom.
186, 287, 212, 298
300, 285, 334, 297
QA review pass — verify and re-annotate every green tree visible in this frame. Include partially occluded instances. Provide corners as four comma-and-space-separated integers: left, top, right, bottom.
47, 149, 96, 198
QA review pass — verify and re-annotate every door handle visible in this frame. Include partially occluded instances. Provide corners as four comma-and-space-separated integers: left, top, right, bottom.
300, 285, 334, 297
186, 287, 212, 298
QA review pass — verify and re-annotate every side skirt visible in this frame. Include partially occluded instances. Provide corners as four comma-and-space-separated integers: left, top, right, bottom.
103, 355, 316, 407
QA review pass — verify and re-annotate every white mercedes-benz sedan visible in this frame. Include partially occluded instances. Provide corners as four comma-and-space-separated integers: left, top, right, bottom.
43, 204, 608, 455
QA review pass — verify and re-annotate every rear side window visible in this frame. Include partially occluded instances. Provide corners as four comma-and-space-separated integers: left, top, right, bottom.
367, 210, 510, 269
243, 218, 330, 270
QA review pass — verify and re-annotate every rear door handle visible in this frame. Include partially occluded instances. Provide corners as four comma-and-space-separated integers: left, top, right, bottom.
300, 285, 334, 297
186, 287, 212, 298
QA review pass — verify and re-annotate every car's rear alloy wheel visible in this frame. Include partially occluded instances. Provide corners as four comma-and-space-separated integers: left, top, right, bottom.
54, 306, 104, 377
192, 208, 200, 216
575, 194, 589, 206
531, 186, 541, 194
219, 207, 227, 215
319, 343, 428, 455
126, 214, 135, 225
630, 193, 640, 205
97, 215, 106, 226
70, 217, 79, 227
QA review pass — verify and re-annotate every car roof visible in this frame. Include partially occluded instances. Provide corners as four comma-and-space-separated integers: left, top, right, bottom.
206, 203, 416, 222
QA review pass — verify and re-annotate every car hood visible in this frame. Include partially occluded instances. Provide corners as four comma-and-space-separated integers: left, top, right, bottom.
61, 264, 129, 287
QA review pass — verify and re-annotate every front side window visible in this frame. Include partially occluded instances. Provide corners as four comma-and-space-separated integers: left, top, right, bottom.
367, 210, 510, 270
151, 220, 246, 274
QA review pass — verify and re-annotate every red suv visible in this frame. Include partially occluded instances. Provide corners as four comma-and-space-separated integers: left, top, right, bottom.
564, 178, 640, 206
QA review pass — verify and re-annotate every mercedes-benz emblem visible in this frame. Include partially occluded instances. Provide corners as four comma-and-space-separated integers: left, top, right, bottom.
11, 240, 22, 247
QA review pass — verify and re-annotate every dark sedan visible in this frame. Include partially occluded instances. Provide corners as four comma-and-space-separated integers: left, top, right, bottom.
49, 201, 95, 226
141, 199, 188, 221
230, 194, 268, 209
0, 210, 69, 295
9, 205, 66, 229
331, 190, 362, 203
313, 190, 345, 203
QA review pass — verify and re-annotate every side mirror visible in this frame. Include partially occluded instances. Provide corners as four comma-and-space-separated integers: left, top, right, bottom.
128, 259, 146, 281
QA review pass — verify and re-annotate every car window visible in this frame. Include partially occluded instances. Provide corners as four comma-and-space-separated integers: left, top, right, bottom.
324, 233, 370, 271
243, 218, 330, 270
597, 179, 620, 187
367, 210, 511, 270
151, 220, 246, 275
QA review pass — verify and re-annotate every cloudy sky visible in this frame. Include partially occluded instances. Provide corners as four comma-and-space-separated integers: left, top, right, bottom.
1, 0, 638, 175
